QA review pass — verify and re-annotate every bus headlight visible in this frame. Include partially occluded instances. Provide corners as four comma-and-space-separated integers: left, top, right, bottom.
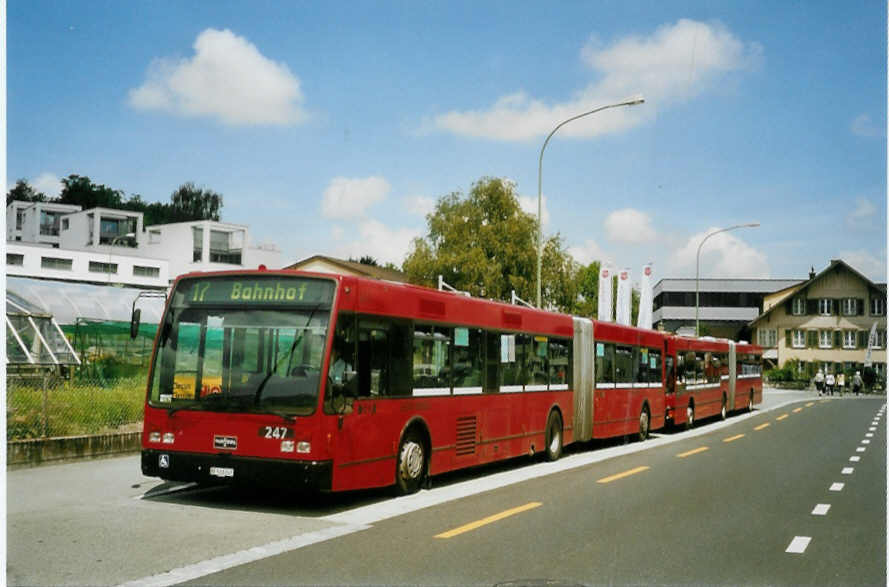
280, 441, 295, 453
162, 432, 175, 444
296, 441, 311, 454
149, 432, 161, 443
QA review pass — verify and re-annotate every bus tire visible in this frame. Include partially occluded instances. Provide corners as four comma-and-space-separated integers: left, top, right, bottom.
720, 395, 727, 421
638, 405, 650, 442
685, 403, 695, 430
395, 429, 426, 495
544, 410, 563, 462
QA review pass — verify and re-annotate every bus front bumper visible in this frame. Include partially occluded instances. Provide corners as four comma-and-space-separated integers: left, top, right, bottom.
141, 449, 333, 491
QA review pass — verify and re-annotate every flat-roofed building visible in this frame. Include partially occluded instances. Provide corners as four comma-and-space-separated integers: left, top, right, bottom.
653, 277, 803, 340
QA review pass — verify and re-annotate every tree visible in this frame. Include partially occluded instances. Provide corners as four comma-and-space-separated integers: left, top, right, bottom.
6, 179, 47, 206
57, 175, 125, 209
169, 182, 222, 222
403, 177, 577, 311
573, 261, 601, 318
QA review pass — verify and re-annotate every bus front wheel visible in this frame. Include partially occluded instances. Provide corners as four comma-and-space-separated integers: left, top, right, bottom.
544, 410, 563, 461
396, 430, 426, 495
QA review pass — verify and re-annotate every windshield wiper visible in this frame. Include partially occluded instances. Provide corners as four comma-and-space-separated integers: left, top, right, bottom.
255, 409, 296, 424
254, 303, 323, 405
167, 404, 201, 417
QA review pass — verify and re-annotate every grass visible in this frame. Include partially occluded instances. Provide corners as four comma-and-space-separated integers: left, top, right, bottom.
7, 375, 148, 440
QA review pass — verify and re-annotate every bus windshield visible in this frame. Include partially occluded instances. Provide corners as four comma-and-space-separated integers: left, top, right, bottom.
147, 276, 335, 416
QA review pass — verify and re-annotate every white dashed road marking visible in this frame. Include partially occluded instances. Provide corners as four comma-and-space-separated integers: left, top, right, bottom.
811, 504, 831, 516
786, 536, 812, 554
829, 483, 844, 492
850, 456, 861, 462
841, 467, 854, 475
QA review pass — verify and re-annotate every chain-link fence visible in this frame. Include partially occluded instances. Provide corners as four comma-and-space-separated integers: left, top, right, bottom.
7, 373, 146, 441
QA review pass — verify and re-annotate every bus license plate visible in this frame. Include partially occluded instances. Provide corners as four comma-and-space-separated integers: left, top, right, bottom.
209, 466, 234, 478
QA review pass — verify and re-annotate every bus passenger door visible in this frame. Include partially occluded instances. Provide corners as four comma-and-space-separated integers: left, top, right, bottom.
330, 315, 392, 490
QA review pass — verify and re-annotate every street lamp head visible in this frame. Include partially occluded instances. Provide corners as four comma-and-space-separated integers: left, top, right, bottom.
623, 94, 645, 106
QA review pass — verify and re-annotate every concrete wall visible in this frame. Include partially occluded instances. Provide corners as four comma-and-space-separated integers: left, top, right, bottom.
7, 431, 142, 469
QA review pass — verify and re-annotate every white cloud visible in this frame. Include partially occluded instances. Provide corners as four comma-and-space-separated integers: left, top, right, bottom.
669, 228, 769, 278
321, 176, 390, 220
851, 114, 882, 138
430, 19, 761, 141
404, 195, 436, 217
335, 219, 421, 266
518, 194, 550, 226
846, 197, 877, 230
840, 250, 887, 282
31, 173, 64, 198
604, 208, 657, 244
128, 28, 307, 126
568, 239, 611, 266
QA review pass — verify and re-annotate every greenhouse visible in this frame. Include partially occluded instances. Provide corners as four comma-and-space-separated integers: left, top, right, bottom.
6, 277, 167, 376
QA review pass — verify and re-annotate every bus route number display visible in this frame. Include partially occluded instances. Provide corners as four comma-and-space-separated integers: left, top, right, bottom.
179, 277, 334, 306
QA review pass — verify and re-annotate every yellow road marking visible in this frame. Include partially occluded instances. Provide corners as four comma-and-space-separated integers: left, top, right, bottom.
777, 414, 789, 421
677, 446, 709, 458
754, 423, 770, 431
792, 407, 803, 413
597, 466, 650, 484
806, 402, 815, 407
435, 502, 542, 538
723, 434, 745, 443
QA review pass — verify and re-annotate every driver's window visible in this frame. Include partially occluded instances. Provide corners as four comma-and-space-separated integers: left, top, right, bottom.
328, 313, 357, 393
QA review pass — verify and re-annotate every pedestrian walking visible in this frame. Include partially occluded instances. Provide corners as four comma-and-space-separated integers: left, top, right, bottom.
826, 372, 835, 395
852, 371, 863, 396
837, 372, 845, 396
815, 369, 825, 395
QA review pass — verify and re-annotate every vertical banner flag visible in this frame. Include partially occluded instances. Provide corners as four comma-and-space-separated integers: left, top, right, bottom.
616, 268, 632, 326
865, 322, 878, 367
637, 263, 653, 330
597, 264, 613, 322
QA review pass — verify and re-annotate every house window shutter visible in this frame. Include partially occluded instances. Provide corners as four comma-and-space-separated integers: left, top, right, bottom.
833, 330, 841, 348
807, 330, 817, 348
785, 329, 792, 348
806, 299, 817, 315
858, 330, 868, 348
858, 298, 865, 316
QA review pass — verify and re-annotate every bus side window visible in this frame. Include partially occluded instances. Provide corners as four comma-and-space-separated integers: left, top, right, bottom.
413, 324, 452, 392
548, 338, 570, 387
614, 345, 633, 384
358, 320, 387, 397
637, 347, 648, 384
526, 335, 549, 388
500, 333, 525, 388
453, 327, 483, 389
595, 342, 615, 384
648, 349, 661, 384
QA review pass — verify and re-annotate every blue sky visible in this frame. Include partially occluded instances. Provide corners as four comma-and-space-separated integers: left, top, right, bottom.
7, 1, 887, 284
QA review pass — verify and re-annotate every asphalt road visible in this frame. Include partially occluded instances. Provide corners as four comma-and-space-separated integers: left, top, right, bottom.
6, 390, 886, 586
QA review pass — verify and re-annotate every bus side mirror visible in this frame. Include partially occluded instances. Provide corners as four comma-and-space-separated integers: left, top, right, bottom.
130, 308, 141, 339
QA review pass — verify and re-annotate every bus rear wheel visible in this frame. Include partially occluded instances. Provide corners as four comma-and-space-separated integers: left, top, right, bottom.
638, 406, 650, 441
544, 410, 563, 461
395, 430, 426, 495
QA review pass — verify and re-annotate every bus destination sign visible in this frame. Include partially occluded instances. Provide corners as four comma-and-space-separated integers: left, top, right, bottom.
177, 276, 335, 306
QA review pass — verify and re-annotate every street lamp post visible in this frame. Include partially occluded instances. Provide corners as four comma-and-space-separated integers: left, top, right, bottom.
108, 232, 136, 285
536, 95, 645, 308
695, 223, 760, 336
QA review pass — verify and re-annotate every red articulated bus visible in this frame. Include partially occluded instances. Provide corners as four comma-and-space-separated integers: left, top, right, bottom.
664, 336, 763, 429
139, 269, 761, 494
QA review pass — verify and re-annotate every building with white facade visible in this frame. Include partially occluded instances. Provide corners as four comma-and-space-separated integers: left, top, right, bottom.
5, 200, 283, 289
